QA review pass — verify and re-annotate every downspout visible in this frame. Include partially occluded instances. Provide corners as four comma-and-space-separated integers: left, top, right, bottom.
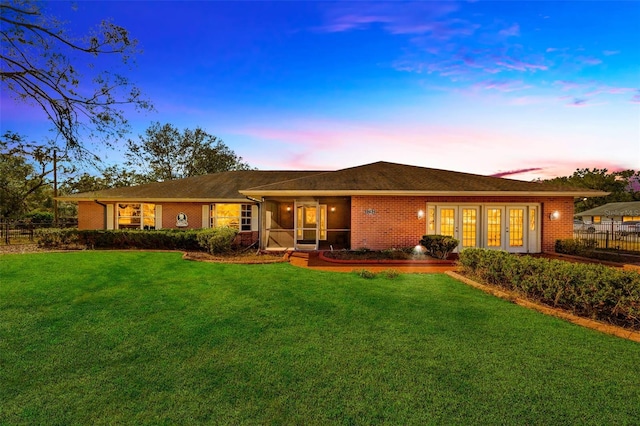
94, 200, 108, 229
245, 196, 263, 250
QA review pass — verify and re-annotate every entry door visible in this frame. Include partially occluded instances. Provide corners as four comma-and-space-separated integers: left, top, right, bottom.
436, 206, 480, 251
506, 206, 528, 253
295, 201, 319, 250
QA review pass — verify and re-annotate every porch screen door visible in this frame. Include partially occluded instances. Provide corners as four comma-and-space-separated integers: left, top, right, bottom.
295, 201, 319, 250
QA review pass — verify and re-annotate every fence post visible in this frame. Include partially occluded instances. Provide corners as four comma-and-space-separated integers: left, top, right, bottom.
605, 230, 609, 249
4, 221, 8, 245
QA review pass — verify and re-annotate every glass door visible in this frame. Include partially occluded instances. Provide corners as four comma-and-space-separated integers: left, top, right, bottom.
507, 206, 527, 253
485, 207, 504, 250
436, 206, 479, 251
295, 201, 319, 250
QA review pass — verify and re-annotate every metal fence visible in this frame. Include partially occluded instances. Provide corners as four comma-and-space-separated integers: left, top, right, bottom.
573, 224, 640, 254
0, 220, 77, 245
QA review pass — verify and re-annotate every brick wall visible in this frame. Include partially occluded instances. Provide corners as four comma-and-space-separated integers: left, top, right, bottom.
540, 197, 574, 252
161, 203, 205, 230
77, 201, 105, 230
351, 195, 575, 252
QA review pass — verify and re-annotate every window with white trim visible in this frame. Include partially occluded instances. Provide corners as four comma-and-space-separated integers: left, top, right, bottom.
211, 203, 252, 231
117, 203, 156, 229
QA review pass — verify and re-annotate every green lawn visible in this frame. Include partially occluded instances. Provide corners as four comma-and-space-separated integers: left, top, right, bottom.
1, 252, 639, 425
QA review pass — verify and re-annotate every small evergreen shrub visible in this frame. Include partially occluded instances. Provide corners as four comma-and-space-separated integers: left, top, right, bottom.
555, 238, 598, 256
458, 248, 640, 330
419, 235, 459, 259
196, 226, 239, 255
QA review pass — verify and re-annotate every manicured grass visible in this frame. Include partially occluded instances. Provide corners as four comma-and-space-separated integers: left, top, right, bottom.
1, 251, 639, 425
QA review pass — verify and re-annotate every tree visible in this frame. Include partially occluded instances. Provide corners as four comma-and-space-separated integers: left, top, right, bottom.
0, 132, 71, 218
60, 165, 146, 194
544, 168, 640, 212
1, 0, 152, 159
125, 122, 253, 182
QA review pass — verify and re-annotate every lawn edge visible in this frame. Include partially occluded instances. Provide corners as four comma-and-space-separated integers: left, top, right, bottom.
445, 271, 640, 343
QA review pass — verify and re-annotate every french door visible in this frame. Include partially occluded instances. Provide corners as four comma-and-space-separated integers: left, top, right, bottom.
484, 206, 531, 253
436, 206, 480, 251
433, 204, 539, 253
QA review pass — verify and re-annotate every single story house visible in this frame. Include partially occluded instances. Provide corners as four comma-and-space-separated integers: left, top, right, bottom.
575, 201, 640, 223
58, 161, 607, 253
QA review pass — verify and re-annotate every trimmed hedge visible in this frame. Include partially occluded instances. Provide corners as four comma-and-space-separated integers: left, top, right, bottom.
36, 229, 202, 251
419, 235, 459, 260
196, 227, 239, 255
458, 248, 640, 330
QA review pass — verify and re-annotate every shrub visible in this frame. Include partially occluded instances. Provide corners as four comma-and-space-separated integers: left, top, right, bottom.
458, 248, 640, 330
555, 238, 598, 256
419, 235, 459, 259
36, 229, 202, 250
196, 226, 239, 255
354, 269, 376, 279
379, 269, 400, 279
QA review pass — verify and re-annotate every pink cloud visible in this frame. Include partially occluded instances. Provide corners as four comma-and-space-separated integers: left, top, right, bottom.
603, 50, 620, 56
471, 80, 532, 92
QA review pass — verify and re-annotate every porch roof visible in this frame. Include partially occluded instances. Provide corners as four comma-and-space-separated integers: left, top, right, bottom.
575, 201, 640, 218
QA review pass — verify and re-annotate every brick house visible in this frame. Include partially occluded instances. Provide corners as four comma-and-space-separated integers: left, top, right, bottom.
58, 161, 606, 253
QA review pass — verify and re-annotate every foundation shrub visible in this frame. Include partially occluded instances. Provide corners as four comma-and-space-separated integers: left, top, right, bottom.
458, 248, 640, 329
419, 235, 459, 260
196, 226, 239, 255
36, 229, 202, 250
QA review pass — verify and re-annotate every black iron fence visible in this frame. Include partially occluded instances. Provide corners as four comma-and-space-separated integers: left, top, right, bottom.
573, 224, 640, 254
0, 219, 77, 245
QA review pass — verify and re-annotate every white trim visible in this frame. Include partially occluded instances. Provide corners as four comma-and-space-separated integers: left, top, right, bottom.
155, 205, 163, 230
201, 205, 210, 228
251, 205, 259, 232
106, 204, 114, 230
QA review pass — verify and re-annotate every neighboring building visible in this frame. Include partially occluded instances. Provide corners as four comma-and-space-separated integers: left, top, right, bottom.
58, 161, 607, 253
575, 201, 640, 223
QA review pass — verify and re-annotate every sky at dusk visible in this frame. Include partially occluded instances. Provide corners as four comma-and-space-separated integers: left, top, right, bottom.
2, 0, 639, 180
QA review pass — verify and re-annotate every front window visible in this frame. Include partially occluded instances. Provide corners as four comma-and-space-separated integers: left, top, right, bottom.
118, 203, 155, 229
211, 204, 252, 231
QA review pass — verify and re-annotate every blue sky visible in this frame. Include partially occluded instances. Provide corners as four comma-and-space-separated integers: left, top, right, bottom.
2, 1, 639, 180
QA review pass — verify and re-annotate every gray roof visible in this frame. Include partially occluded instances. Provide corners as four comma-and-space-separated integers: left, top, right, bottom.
576, 201, 640, 218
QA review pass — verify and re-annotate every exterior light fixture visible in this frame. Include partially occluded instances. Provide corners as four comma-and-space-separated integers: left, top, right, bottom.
286, 206, 291, 212
330, 207, 336, 212
549, 211, 560, 220
417, 209, 425, 219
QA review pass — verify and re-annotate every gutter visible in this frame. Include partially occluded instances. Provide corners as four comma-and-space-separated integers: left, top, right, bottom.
94, 200, 108, 229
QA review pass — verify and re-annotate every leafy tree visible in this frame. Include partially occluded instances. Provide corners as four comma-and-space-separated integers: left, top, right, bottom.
125, 122, 253, 182
544, 168, 640, 212
60, 165, 146, 194
0, 133, 68, 218
1, 0, 152, 159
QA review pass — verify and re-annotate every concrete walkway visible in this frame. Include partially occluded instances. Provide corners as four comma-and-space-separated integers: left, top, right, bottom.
288, 251, 457, 274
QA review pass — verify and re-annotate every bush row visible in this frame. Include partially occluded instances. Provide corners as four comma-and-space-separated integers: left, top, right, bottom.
556, 238, 628, 263
458, 248, 640, 330
35, 227, 240, 254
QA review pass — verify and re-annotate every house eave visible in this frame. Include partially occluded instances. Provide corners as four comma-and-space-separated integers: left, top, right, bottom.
239, 190, 610, 198
56, 197, 252, 203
